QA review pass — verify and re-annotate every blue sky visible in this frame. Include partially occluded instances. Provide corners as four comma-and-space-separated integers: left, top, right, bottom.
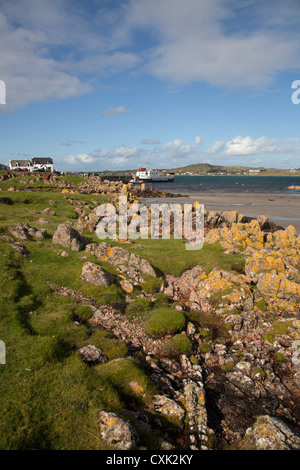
0, 0, 300, 171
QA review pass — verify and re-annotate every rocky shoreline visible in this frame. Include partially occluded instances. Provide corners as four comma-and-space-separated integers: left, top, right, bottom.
3, 175, 300, 450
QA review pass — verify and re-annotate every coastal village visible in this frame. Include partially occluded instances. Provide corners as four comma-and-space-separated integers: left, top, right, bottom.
0, 167, 300, 450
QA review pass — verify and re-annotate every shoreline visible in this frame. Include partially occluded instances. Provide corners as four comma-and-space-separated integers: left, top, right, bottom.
141, 191, 300, 232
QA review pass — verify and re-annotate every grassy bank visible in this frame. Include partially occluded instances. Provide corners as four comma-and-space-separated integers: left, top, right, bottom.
0, 188, 245, 449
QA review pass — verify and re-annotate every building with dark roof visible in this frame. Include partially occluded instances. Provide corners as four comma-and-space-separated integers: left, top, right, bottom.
9, 156, 54, 172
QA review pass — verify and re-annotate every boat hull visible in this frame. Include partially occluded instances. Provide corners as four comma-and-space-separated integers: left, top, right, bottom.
137, 178, 174, 183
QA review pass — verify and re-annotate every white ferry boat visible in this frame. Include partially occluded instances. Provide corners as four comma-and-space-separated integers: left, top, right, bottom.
130, 165, 174, 183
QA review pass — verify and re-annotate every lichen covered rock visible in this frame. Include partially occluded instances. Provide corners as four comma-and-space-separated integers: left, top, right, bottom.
95, 242, 156, 278
52, 223, 88, 251
244, 416, 300, 450
99, 411, 139, 450
81, 261, 114, 287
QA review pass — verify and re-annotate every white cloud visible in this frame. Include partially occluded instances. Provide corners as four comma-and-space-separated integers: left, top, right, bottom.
224, 136, 282, 156
63, 145, 145, 169
65, 153, 96, 165
0, 1, 138, 108
60, 132, 300, 170
206, 141, 225, 154
127, 0, 300, 87
194, 136, 202, 145
101, 106, 131, 117
1, 0, 300, 110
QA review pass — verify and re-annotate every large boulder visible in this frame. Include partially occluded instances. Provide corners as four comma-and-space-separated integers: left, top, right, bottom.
245, 250, 286, 279
81, 262, 114, 287
95, 242, 156, 278
165, 266, 253, 312
205, 220, 265, 253
52, 223, 88, 251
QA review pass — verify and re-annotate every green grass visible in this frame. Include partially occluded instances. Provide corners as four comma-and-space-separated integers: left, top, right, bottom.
199, 343, 212, 354
158, 334, 193, 359
255, 300, 268, 312
145, 308, 186, 338
275, 352, 285, 362
94, 358, 157, 407
262, 320, 292, 344
109, 237, 245, 277
0, 187, 246, 449
252, 368, 266, 380
139, 275, 164, 294
0, 246, 131, 449
125, 298, 153, 317
188, 310, 230, 342
0, 191, 140, 449
220, 361, 235, 372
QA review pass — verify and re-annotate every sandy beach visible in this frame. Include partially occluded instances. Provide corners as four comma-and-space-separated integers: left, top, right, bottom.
142, 191, 300, 232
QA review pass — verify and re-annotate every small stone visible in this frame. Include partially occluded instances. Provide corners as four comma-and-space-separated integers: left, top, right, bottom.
41, 208, 56, 215
78, 345, 108, 365
36, 217, 50, 224
120, 279, 134, 294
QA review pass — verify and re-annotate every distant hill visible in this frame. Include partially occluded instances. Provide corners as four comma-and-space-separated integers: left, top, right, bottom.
164, 163, 299, 176
91, 163, 299, 177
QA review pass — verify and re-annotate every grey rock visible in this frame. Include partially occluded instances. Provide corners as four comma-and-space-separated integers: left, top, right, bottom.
153, 395, 185, 430
183, 378, 208, 449
35, 229, 47, 239
99, 411, 139, 450
52, 223, 88, 251
9, 223, 46, 241
36, 217, 51, 224
10, 223, 31, 240
95, 242, 156, 278
245, 415, 300, 450
10, 242, 28, 256
78, 345, 108, 364
41, 207, 56, 215
81, 261, 114, 287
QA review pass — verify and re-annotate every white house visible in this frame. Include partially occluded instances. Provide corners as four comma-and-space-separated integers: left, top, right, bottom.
9, 156, 54, 172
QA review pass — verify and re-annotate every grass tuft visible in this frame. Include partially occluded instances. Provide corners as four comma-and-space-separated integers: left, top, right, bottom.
145, 308, 186, 338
